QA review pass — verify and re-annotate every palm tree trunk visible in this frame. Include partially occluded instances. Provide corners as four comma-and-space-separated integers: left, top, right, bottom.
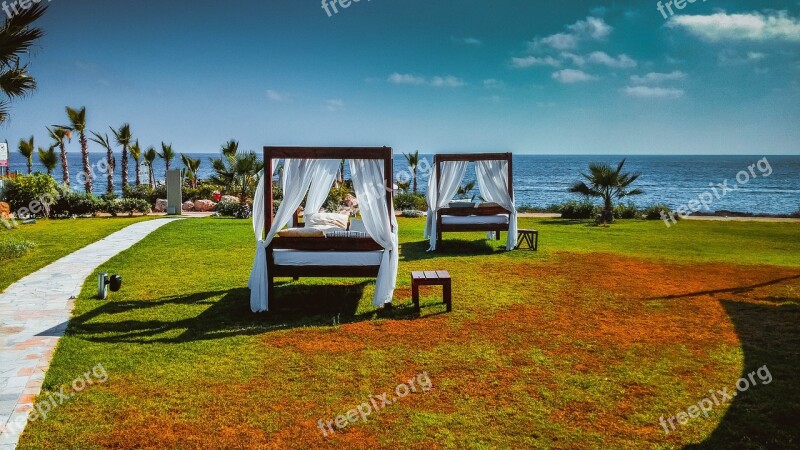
134, 159, 141, 187
106, 149, 114, 195
121, 145, 129, 189
59, 141, 70, 185
412, 168, 417, 194
26, 160, 31, 175
81, 132, 92, 193
149, 165, 155, 189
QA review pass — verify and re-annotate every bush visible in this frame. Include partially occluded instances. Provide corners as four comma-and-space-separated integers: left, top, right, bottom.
401, 210, 425, 218
183, 184, 220, 202
0, 238, 35, 260
518, 204, 561, 213
643, 204, 677, 221
123, 185, 153, 201
233, 203, 252, 219
558, 200, 598, 220
394, 193, 426, 211
614, 203, 640, 220
50, 192, 101, 218
2, 174, 60, 218
119, 198, 152, 216
216, 200, 240, 217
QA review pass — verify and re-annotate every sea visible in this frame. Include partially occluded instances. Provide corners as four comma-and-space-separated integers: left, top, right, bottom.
3, 153, 799, 215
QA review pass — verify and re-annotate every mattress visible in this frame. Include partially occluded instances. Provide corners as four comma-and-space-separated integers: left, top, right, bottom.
273, 250, 384, 266
441, 214, 509, 225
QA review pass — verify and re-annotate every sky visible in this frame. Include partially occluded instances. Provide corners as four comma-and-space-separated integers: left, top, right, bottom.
1, 0, 799, 155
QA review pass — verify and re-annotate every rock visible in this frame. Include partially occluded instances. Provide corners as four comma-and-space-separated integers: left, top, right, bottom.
221, 195, 240, 203
182, 201, 195, 211
0, 202, 10, 219
343, 194, 358, 208
193, 199, 217, 212
154, 199, 168, 213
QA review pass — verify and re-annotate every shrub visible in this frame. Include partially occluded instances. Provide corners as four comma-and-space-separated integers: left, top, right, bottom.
518, 204, 561, 213
216, 200, 240, 217
119, 198, 152, 216
394, 193, 426, 211
401, 210, 425, 218
123, 185, 153, 201
97, 199, 123, 217
50, 192, 101, 218
3, 174, 60, 218
233, 203, 252, 219
558, 200, 598, 220
183, 184, 220, 202
643, 204, 678, 221
0, 238, 35, 260
614, 203, 640, 220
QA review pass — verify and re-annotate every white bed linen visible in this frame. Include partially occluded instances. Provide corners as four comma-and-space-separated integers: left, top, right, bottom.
441, 214, 509, 225
273, 250, 384, 266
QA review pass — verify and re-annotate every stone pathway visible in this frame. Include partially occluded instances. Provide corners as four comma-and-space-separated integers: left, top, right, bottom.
0, 218, 181, 449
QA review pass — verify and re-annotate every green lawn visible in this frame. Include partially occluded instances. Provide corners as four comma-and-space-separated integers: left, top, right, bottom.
0, 216, 156, 292
16, 217, 800, 449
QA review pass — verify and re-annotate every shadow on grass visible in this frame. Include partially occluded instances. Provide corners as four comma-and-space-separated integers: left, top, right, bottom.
400, 238, 504, 261
70, 283, 426, 344
654, 276, 800, 449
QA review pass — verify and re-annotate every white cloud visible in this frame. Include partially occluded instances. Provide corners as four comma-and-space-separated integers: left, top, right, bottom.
530, 16, 612, 50
511, 55, 561, 68
325, 99, 344, 111
668, 11, 800, 42
430, 76, 466, 87
717, 49, 769, 65
483, 79, 504, 89
630, 71, 687, 84
552, 69, 597, 83
587, 51, 637, 68
560, 52, 587, 66
388, 73, 426, 85
452, 36, 482, 46
623, 86, 684, 98
388, 73, 465, 87
266, 90, 288, 102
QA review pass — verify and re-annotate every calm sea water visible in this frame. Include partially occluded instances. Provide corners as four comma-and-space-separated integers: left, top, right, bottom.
5, 153, 799, 214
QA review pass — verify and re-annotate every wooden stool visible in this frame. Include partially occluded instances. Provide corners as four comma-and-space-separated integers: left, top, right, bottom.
412, 271, 452, 312
516, 229, 539, 250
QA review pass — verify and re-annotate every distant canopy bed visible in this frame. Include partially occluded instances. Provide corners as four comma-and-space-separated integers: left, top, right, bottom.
424, 153, 517, 251
248, 147, 398, 313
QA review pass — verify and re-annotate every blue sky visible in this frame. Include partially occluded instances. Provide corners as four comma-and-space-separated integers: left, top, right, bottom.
2, 0, 799, 154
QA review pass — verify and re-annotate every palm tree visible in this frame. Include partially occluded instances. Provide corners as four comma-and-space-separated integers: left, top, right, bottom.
181, 153, 201, 189
130, 140, 142, 188
60, 106, 90, 193
0, 4, 47, 124
404, 150, 420, 194
37, 146, 57, 175
158, 142, 175, 172
456, 180, 476, 201
47, 126, 71, 185
568, 159, 643, 224
143, 146, 157, 188
17, 136, 34, 174
210, 140, 263, 202
111, 123, 132, 190
89, 131, 115, 195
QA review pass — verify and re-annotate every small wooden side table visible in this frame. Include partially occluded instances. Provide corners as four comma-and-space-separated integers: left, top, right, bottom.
516, 229, 539, 251
412, 271, 452, 312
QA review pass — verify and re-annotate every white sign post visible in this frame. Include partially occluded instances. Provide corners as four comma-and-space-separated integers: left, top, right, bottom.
0, 142, 8, 168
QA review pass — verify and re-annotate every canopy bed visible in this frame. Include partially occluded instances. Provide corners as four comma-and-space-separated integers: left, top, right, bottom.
248, 147, 398, 313
424, 153, 517, 251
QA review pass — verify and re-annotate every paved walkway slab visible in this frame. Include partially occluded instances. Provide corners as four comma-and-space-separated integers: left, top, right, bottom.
0, 218, 181, 449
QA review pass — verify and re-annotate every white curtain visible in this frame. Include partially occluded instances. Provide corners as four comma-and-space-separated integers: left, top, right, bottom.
304, 159, 340, 216
476, 160, 517, 251
424, 161, 468, 251
350, 159, 399, 307
248, 159, 321, 312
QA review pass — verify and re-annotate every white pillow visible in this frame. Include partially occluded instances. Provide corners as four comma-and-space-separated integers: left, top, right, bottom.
305, 212, 349, 230
349, 219, 367, 233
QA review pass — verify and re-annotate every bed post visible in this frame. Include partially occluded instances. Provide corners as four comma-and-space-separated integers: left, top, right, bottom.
435, 155, 443, 248
264, 149, 274, 305
384, 147, 393, 231
506, 152, 514, 201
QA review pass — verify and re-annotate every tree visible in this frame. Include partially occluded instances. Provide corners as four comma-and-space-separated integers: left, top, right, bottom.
89, 131, 115, 195
0, 4, 46, 124
17, 135, 34, 174
47, 126, 70, 185
568, 159, 643, 224
129, 140, 142, 188
60, 106, 90, 193
158, 142, 174, 172
404, 150, 420, 194
181, 153, 201, 189
456, 180, 476, 202
37, 146, 57, 175
143, 146, 157, 188
111, 123, 132, 190
210, 140, 263, 202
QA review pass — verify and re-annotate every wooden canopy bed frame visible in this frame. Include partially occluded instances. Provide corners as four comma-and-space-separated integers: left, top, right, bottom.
263, 146, 394, 301
434, 152, 514, 249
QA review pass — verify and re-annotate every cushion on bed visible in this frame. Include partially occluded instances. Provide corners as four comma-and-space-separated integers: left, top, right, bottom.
305, 212, 349, 229
324, 230, 370, 238
277, 227, 326, 238
441, 214, 510, 225
448, 201, 475, 208
477, 202, 501, 208
349, 219, 367, 233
